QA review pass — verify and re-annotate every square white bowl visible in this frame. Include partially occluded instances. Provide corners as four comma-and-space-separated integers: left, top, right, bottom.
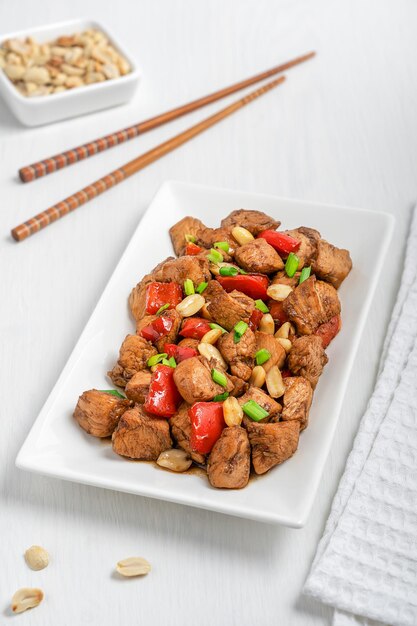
0, 18, 140, 126
16, 181, 394, 527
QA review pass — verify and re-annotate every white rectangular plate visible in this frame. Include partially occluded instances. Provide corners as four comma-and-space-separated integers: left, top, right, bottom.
16, 181, 394, 527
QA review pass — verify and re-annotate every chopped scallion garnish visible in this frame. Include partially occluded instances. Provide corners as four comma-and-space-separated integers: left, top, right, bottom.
285, 252, 299, 278
147, 353, 168, 367
196, 281, 208, 294
185, 234, 196, 243
209, 323, 227, 334
255, 348, 271, 365
211, 368, 228, 387
238, 268, 248, 274
214, 241, 230, 253
184, 278, 195, 296
219, 265, 238, 277
207, 248, 224, 264
213, 391, 229, 402
168, 356, 177, 368
100, 389, 126, 399
156, 303, 170, 315
255, 299, 269, 313
242, 400, 269, 422
299, 266, 311, 284
233, 320, 248, 343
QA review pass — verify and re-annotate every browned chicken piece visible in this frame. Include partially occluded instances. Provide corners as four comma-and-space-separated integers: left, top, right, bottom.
196, 227, 237, 255
207, 426, 250, 489
108, 335, 157, 387
169, 216, 207, 256
282, 227, 321, 269
204, 281, 254, 331
112, 404, 172, 460
221, 209, 280, 235
217, 327, 256, 381
287, 335, 328, 389
125, 370, 152, 404
246, 420, 300, 475
128, 257, 174, 321
169, 402, 206, 464
73, 389, 130, 438
173, 356, 234, 404
177, 337, 200, 351
234, 238, 284, 274
283, 275, 340, 335
271, 270, 301, 288
238, 386, 282, 417
312, 239, 352, 289
254, 331, 286, 373
154, 255, 211, 286
228, 375, 249, 397
281, 376, 313, 430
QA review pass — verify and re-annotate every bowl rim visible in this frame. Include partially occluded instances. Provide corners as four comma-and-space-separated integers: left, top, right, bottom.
0, 16, 140, 105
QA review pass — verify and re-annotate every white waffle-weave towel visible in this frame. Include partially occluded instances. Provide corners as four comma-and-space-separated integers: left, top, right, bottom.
304, 207, 417, 626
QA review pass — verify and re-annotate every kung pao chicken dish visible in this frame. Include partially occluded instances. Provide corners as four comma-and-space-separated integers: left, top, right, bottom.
73, 209, 352, 489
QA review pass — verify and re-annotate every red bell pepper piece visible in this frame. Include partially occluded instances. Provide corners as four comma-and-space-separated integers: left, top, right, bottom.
257, 230, 301, 257
216, 274, 269, 300
164, 343, 198, 363
189, 402, 225, 454
315, 315, 341, 348
249, 308, 263, 331
140, 316, 173, 343
179, 317, 211, 340
281, 369, 292, 378
145, 282, 183, 314
185, 242, 202, 256
267, 300, 289, 325
144, 365, 182, 418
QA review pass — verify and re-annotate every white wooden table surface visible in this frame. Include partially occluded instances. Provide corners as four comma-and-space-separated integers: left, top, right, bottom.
1, 1, 416, 624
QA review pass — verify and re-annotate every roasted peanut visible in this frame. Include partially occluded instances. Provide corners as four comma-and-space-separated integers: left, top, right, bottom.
231, 226, 254, 246
11, 588, 43, 614
197, 343, 227, 370
265, 365, 285, 398
223, 396, 243, 426
259, 313, 275, 334
267, 284, 293, 302
176, 294, 205, 317
249, 365, 266, 388
157, 448, 192, 472
24, 545, 49, 570
116, 557, 151, 577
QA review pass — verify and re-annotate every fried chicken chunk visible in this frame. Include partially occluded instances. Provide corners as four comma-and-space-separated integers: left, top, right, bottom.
281, 376, 313, 430
221, 209, 280, 235
287, 335, 328, 389
173, 356, 234, 404
234, 238, 284, 274
312, 239, 352, 289
254, 331, 286, 373
204, 281, 254, 331
283, 275, 340, 335
125, 370, 152, 404
169, 216, 207, 256
108, 335, 157, 387
246, 420, 300, 475
112, 405, 172, 460
73, 389, 130, 438
207, 426, 250, 489
238, 386, 282, 418
217, 327, 256, 381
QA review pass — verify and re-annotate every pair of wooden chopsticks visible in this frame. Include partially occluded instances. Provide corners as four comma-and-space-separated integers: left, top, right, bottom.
11, 51, 315, 242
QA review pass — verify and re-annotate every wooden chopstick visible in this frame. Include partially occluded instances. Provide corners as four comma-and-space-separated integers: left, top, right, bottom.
11, 76, 286, 242
18, 51, 315, 183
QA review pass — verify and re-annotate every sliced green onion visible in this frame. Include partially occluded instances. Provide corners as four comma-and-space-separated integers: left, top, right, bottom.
185, 233, 196, 243
213, 391, 229, 402
242, 400, 269, 422
184, 278, 195, 296
100, 389, 126, 399
285, 252, 299, 278
238, 268, 248, 274
196, 281, 208, 294
147, 353, 168, 367
299, 266, 311, 284
209, 323, 227, 334
211, 368, 228, 387
255, 299, 269, 313
214, 241, 230, 253
255, 348, 271, 365
233, 320, 248, 343
207, 248, 224, 264
168, 356, 177, 368
156, 303, 170, 315
219, 265, 238, 277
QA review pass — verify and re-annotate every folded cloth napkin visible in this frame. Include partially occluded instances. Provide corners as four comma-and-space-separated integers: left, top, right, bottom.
304, 207, 417, 626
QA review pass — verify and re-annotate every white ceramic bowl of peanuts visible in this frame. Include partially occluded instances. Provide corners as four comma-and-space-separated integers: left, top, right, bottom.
0, 18, 140, 126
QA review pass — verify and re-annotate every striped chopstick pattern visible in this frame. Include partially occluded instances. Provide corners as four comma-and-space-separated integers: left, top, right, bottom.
19, 126, 140, 183
11, 169, 126, 241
